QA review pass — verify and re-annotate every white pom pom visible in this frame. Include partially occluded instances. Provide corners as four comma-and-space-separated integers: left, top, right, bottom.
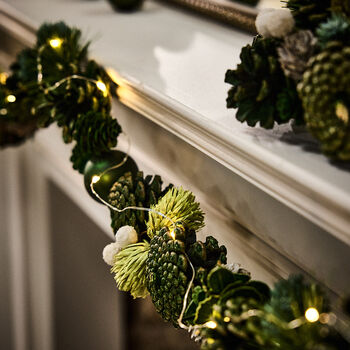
256, 8, 295, 38
102, 242, 121, 266
256, 8, 275, 37
115, 225, 138, 249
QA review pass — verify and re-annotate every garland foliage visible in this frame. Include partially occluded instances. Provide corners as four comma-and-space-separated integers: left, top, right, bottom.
226, 1, 350, 161
0, 19, 349, 350
0, 21, 121, 172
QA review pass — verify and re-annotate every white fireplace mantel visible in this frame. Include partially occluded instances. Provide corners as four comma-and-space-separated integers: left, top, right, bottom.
0, 1, 349, 350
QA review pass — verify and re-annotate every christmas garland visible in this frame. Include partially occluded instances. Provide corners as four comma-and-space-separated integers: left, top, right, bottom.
226, 0, 350, 162
1, 20, 349, 350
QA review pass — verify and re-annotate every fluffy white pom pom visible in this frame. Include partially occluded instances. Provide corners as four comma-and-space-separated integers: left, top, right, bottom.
115, 225, 138, 249
256, 8, 295, 38
102, 242, 121, 266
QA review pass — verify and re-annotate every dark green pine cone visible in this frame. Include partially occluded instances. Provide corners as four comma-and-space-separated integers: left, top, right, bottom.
225, 37, 302, 129
72, 111, 121, 155
146, 226, 190, 325
200, 297, 263, 350
49, 62, 112, 133
146, 227, 229, 326
108, 171, 171, 234
298, 41, 350, 160
188, 236, 227, 271
285, 0, 332, 30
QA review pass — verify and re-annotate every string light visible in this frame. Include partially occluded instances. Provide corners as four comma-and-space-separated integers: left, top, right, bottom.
305, 308, 320, 323
91, 175, 101, 184
223, 317, 230, 323
0, 72, 8, 84
88, 135, 176, 229
96, 80, 108, 97
0, 108, 7, 115
49, 38, 63, 49
170, 230, 176, 240
6, 95, 16, 103
205, 321, 217, 329
336, 102, 349, 124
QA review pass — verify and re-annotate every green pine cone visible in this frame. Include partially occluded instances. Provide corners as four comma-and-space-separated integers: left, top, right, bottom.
146, 226, 229, 326
146, 226, 191, 325
225, 37, 302, 129
108, 171, 171, 234
72, 111, 121, 155
298, 41, 350, 160
285, 0, 332, 30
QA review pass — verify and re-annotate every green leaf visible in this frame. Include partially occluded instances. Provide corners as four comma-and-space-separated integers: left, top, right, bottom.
220, 286, 263, 304
207, 266, 250, 294
247, 281, 270, 302
194, 295, 219, 324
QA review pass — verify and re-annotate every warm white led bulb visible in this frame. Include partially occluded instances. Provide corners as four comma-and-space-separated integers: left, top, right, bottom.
49, 38, 63, 48
6, 95, 16, 103
96, 81, 106, 91
305, 308, 320, 323
170, 230, 176, 240
91, 175, 101, 184
205, 321, 217, 329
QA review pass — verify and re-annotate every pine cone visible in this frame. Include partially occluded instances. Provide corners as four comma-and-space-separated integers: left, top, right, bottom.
49, 63, 111, 131
285, 0, 332, 30
108, 171, 171, 234
278, 30, 317, 82
146, 226, 191, 325
225, 37, 302, 128
72, 111, 121, 155
298, 41, 350, 160
146, 227, 227, 326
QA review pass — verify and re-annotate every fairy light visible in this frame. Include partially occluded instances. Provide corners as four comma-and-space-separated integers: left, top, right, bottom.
0, 108, 7, 115
170, 230, 176, 240
88, 134, 176, 229
49, 38, 63, 49
96, 80, 108, 97
6, 95, 16, 103
223, 317, 230, 323
0, 72, 8, 84
305, 308, 320, 323
91, 175, 101, 184
205, 321, 217, 329
336, 102, 349, 124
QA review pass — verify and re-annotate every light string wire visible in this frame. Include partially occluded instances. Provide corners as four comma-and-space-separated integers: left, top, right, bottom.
36, 41, 111, 101
35, 38, 175, 227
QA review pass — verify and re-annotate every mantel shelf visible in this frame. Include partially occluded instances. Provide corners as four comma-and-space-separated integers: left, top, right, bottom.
0, 0, 349, 245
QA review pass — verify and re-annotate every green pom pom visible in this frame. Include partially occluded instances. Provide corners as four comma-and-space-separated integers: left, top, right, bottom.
111, 241, 150, 299
316, 14, 350, 48
147, 187, 204, 238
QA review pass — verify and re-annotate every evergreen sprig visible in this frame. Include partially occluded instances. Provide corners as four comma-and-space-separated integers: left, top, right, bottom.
0, 21, 121, 172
